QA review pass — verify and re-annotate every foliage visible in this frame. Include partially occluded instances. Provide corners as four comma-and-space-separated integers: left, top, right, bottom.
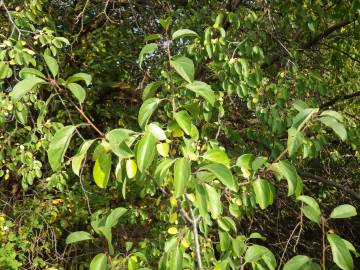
0, 0, 360, 269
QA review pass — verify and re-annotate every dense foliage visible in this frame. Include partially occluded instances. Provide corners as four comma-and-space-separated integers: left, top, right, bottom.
0, 0, 360, 269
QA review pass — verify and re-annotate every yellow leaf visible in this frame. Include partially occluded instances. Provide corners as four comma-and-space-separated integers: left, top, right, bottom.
181, 238, 190, 249
170, 196, 177, 207
172, 128, 184, 138
126, 159, 137, 179
118, 118, 126, 127
169, 213, 177, 224
51, 199, 63, 205
167, 227, 178, 235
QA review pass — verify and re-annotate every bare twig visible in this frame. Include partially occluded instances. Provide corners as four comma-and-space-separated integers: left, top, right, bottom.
183, 194, 203, 270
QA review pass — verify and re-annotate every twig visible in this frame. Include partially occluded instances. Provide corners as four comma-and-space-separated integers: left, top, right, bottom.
183, 194, 203, 270
277, 221, 301, 270
321, 217, 326, 270
299, 172, 360, 201
49, 79, 105, 138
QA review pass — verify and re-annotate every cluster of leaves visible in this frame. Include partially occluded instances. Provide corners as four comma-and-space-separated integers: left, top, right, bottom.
0, 0, 360, 269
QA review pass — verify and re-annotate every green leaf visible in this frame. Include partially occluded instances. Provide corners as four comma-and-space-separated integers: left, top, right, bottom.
287, 128, 304, 157
97, 226, 114, 255
172, 29, 199, 40
219, 231, 231, 252
271, 160, 300, 196
292, 108, 318, 129
236, 154, 254, 171
173, 158, 191, 197
174, 110, 192, 135
330, 204, 357, 219
48, 125, 76, 171
200, 163, 238, 192
245, 245, 272, 263
170, 245, 183, 270
0, 62, 11, 79
105, 207, 127, 227
66, 82, 86, 103
66, 72, 92, 86
159, 17, 172, 30
284, 255, 320, 270
245, 245, 276, 268
142, 81, 162, 100
93, 152, 112, 188
10, 77, 46, 102
204, 184, 222, 219
72, 139, 96, 176
138, 98, 161, 129
144, 34, 163, 42
19, 67, 46, 79
218, 216, 237, 233
249, 232, 266, 241
44, 54, 59, 77
164, 237, 178, 253
89, 253, 107, 270
136, 133, 156, 173
320, 116, 347, 141
252, 156, 268, 173
185, 81, 215, 105
66, 231, 93, 244
154, 159, 174, 185
252, 179, 274, 210
195, 184, 209, 220
320, 110, 344, 122
202, 149, 230, 167
327, 233, 353, 270
170, 56, 194, 83
106, 128, 134, 157
297, 195, 321, 224
139, 43, 158, 68
232, 236, 245, 257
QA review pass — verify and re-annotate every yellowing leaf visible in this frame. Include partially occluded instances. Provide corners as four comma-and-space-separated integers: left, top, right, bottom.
172, 128, 184, 137
168, 227, 178, 235
157, 143, 169, 157
170, 196, 177, 207
169, 213, 177, 224
126, 159, 137, 179
181, 238, 190, 249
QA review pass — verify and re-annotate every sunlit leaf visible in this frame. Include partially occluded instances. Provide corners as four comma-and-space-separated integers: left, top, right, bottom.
173, 158, 191, 197
11, 77, 46, 102
170, 56, 194, 83
48, 125, 76, 171
66, 231, 93, 244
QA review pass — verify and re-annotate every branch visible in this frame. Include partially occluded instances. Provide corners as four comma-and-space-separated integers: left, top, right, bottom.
302, 18, 358, 50
50, 79, 105, 138
319, 90, 360, 109
184, 194, 203, 270
299, 172, 360, 201
263, 16, 358, 69
319, 42, 360, 64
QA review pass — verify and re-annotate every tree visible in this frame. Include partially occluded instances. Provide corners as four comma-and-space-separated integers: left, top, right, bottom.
0, 0, 359, 269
